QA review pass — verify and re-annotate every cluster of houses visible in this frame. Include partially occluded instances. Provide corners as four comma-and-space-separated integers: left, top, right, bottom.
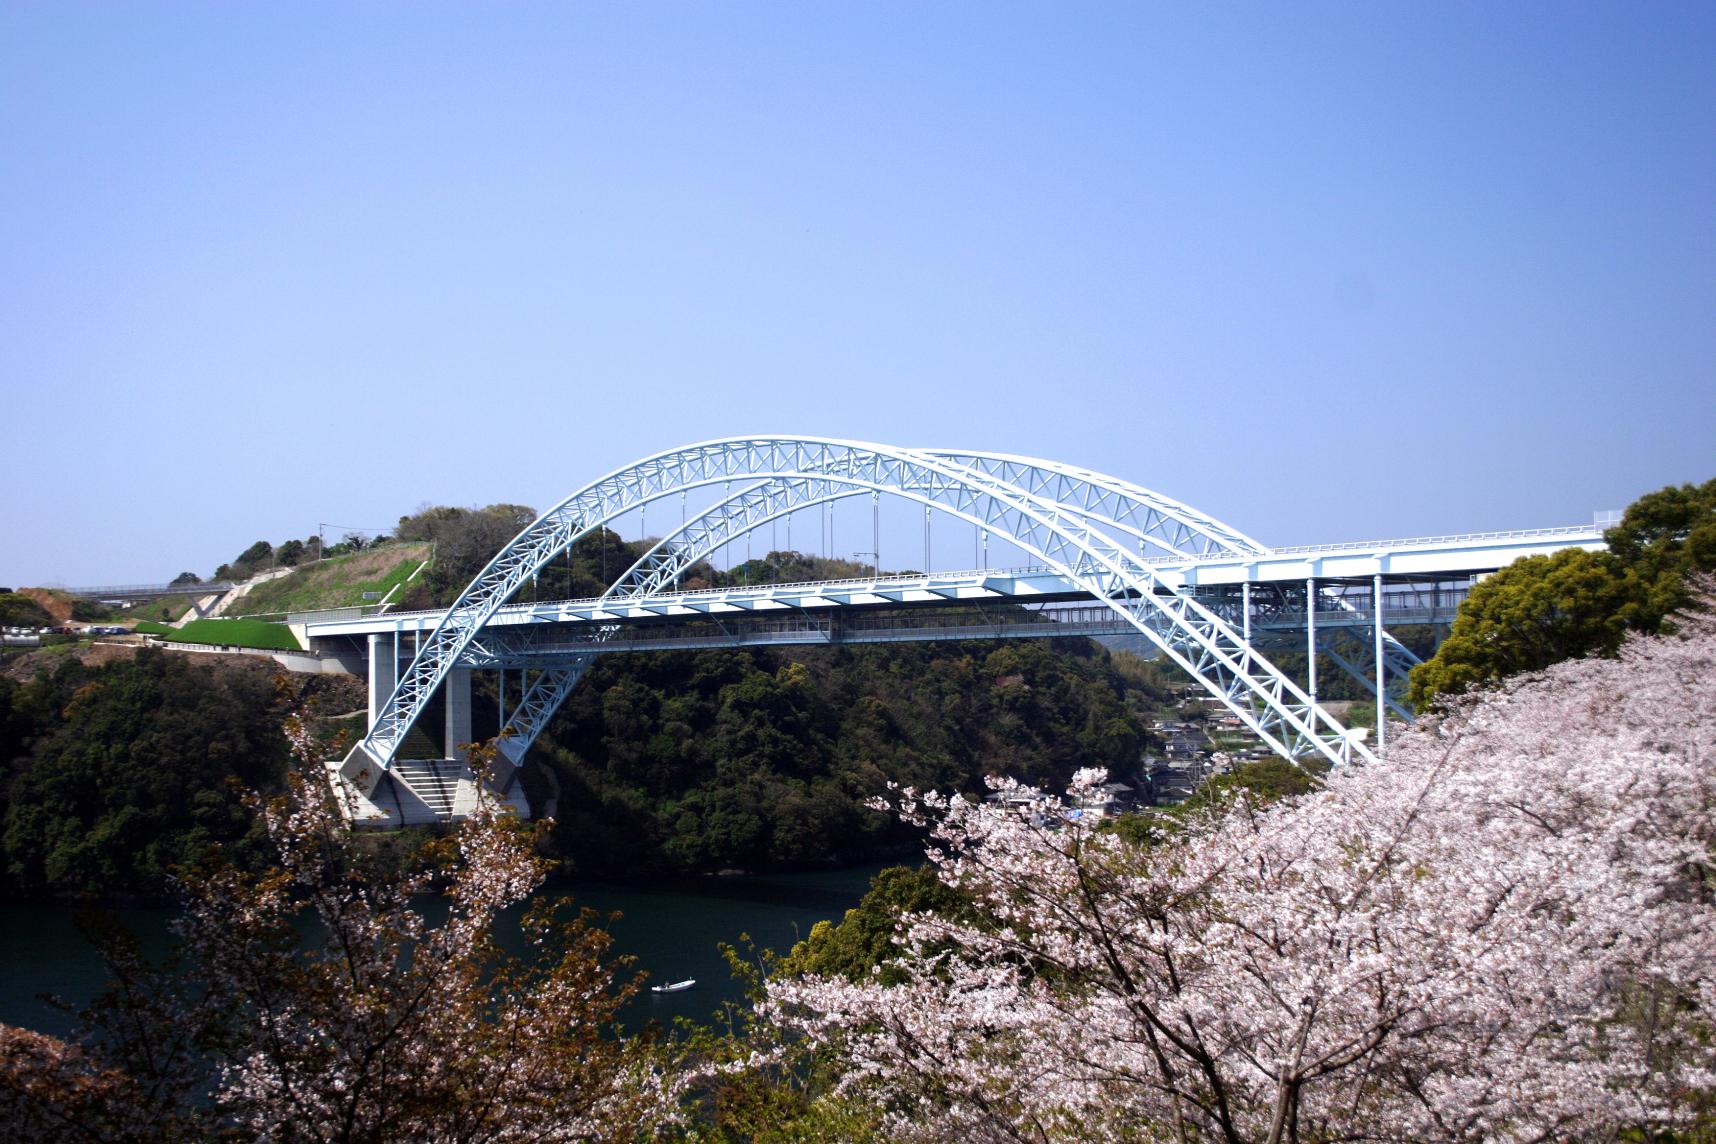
1142, 718, 1225, 805
983, 780, 1141, 826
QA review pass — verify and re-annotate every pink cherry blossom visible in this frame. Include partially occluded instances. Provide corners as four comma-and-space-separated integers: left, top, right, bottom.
766, 597, 1716, 1141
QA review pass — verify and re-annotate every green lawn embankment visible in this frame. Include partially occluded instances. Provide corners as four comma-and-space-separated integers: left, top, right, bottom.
135, 618, 303, 651
230, 543, 431, 617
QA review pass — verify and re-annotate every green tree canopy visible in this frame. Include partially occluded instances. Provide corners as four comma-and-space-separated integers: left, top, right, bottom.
235, 540, 273, 567
526, 637, 1158, 877
0, 593, 53, 629
0, 650, 333, 899
777, 864, 972, 986
1409, 476, 1715, 710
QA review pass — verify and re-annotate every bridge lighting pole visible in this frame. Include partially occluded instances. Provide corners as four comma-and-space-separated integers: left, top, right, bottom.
872, 490, 880, 573
1306, 577, 1317, 709
924, 505, 932, 571
1374, 573, 1386, 753
1242, 582, 1251, 644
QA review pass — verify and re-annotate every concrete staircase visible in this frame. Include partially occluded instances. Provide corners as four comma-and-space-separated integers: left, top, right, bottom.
391, 760, 463, 819
327, 757, 531, 828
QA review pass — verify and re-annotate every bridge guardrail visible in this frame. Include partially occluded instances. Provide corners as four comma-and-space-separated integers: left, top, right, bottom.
353, 565, 1068, 624
1259, 524, 1602, 558
287, 606, 369, 624
62, 581, 236, 599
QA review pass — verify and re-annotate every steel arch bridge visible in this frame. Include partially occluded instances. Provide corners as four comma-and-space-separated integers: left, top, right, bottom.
333, 436, 1396, 817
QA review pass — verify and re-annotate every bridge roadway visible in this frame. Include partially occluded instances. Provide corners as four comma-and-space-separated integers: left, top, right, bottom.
300, 524, 1603, 652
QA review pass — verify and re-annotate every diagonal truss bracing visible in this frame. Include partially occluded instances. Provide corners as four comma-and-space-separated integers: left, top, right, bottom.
341, 438, 1375, 795
493, 663, 594, 767
1316, 628, 1420, 722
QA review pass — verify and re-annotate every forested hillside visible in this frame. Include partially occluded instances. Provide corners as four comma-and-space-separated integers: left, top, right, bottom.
522, 637, 1175, 877
0, 650, 363, 900
0, 636, 1177, 898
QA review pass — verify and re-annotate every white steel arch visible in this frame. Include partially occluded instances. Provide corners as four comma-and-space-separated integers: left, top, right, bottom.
339, 437, 1372, 795
488, 465, 1248, 765
588, 446, 1268, 607
924, 451, 1268, 558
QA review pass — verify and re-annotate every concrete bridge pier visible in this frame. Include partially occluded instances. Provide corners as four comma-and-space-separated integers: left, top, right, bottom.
444, 666, 472, 761
367, 632, 398, 731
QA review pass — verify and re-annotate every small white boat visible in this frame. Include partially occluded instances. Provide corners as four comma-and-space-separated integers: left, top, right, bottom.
651, 978, 696, 994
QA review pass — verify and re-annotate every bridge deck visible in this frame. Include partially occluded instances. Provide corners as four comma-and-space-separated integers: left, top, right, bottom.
301, 524, 1599, 642
454, 598, 1471, 667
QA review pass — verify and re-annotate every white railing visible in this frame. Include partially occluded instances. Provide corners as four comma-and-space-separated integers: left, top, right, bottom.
1260, 525, 1601, 558
343, 564, 1066, 623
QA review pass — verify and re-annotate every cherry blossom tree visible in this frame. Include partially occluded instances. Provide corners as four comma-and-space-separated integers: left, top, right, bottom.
765, 599, 1716, 1141
3, 724, 685, 1143
176, 726, 685, 1142
0, 1022, 188, 1141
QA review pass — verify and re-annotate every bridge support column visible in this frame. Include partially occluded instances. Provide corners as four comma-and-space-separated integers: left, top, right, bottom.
1305, 578, 1317, 708
368, 633, 397, 732
444, 666, 472, 761
1374, 574, 1386, 754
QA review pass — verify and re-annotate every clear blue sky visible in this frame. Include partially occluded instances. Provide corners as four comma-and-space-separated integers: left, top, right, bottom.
3, 2, 1712, 586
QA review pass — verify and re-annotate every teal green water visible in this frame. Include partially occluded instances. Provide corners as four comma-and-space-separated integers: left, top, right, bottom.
0, 862, 888, 1037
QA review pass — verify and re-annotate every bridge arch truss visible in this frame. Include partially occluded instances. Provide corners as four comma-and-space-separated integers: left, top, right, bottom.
338, 438, 1375, 796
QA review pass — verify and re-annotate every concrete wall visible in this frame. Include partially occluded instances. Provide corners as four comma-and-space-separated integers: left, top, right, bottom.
149, 641, 352, 674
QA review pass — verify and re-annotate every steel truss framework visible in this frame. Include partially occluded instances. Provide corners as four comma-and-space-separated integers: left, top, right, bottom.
1210, 582, 1429, 721
340, 438, 1382, 795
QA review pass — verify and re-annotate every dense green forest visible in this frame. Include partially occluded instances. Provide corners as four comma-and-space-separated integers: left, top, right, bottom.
0, 650, 360, 900
0, 628, 1178, 899
518, 636, 1175, 877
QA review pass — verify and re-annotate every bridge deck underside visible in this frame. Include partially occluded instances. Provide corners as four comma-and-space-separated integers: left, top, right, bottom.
449, 580, 1468, 668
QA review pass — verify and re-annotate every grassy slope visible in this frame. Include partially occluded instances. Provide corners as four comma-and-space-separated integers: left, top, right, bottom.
230, 543, 431, 617
126, 594, 203, 623
135, 618, 304, 651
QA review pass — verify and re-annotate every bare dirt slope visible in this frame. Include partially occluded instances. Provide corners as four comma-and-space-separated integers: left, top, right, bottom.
18, 588, 74, 625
